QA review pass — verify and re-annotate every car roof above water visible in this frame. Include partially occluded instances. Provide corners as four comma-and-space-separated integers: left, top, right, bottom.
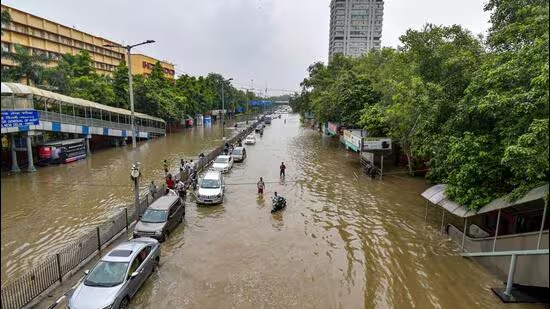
148, 195, 179, 211
102, 241, 147, 263
203, 170, 222, 180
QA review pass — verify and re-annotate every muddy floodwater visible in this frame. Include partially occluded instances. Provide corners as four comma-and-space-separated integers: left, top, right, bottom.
2, 114, 544, 309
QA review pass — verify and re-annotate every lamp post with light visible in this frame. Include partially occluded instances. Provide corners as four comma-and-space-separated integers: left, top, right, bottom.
104, 40, 154, 216
220, 77, 233, 139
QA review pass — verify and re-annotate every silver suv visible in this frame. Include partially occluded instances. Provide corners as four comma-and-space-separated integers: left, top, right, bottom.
133, 195, 184, 242
196, 170, 225, 205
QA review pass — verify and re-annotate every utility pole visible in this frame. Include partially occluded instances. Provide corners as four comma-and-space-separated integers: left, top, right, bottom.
104, 39, 154, 216
221, 77, 233, 139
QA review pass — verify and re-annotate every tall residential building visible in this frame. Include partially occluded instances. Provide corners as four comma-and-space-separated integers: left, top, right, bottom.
328, 0, 384, 58
0, 4, 174, 79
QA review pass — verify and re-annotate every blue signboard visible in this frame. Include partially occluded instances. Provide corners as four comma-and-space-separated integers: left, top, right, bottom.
249, 100, 272, 107
1, 110, 39, 128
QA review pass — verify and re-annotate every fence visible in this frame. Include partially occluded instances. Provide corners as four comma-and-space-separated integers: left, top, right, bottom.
0, 120, 259, 309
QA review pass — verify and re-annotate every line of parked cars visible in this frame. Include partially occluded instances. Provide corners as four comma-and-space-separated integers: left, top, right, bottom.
68, 123, 267, 309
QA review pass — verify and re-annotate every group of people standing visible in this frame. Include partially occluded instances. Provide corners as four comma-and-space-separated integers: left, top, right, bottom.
159, 156, 200, 199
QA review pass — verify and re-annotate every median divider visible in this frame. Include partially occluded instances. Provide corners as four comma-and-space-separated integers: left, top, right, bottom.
1, 120, 260, 309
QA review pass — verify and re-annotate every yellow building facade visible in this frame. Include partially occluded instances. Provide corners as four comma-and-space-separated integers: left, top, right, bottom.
1, 4, 174, 79
130, 54, 175, 80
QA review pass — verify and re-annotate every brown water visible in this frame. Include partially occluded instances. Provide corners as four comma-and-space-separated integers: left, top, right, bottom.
2, 114, 544, 308
0, 121, 235, 279
124, 114, 542, 309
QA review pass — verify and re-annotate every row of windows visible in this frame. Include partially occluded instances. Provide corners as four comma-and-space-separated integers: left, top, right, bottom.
141, 61, 175, 76
3, 22, 124, 60
2, 42, 117, 72
93, 61, 117, 72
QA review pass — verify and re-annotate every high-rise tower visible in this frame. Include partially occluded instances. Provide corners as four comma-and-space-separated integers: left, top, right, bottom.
328, 0, 384, 58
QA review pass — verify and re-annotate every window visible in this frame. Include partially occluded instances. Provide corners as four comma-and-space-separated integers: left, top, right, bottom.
1, 42, 10, 53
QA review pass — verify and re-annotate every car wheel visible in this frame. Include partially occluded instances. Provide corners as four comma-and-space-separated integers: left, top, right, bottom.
119, 297, 130, 309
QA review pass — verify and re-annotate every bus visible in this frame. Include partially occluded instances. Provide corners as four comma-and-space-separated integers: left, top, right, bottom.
38, 139, 87, 165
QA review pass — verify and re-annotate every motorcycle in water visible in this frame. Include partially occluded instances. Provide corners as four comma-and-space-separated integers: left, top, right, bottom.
271, 196, 287, 213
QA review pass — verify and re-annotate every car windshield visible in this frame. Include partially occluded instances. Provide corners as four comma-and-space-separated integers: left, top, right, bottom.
84, 261, 129, 287
233, 149, 242, 155
214, 157, 229, 163
201, 179, 220, 188
247, 135, 255, 139
141, 209, 168, 223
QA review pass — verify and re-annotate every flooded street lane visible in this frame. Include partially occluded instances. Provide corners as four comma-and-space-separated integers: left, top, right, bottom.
129, 114, 542, 309
1, 123, 234, 279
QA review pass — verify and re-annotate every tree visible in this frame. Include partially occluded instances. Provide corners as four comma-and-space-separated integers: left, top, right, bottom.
43, 51, 95, 93
112, 62, 129, 109
439, 0, 549, 208
2, 45, 49, 86
1, 9, 11, 36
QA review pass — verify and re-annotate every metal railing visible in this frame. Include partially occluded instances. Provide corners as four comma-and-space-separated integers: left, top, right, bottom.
461, 249, 549, 298
0, 121, 258, 309
37, 110, 165, 135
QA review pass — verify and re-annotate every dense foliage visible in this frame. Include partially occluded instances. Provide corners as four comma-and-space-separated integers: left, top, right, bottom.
290, 0, 549, 209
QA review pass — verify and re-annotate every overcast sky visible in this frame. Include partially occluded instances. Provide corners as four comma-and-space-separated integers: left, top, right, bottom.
3, 0, 491, 96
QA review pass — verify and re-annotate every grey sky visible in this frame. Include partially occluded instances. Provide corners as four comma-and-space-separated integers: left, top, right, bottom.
3, 0, 490, 96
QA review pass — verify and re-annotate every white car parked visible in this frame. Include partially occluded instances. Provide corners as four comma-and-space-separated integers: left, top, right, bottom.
212, 155, 233, 173
244, 134, 256, 145
196, 170, 225, 205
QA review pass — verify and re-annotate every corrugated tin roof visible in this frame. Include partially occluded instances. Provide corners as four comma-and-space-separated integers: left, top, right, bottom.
421, 183, 549, 218
1, 82, 165, 123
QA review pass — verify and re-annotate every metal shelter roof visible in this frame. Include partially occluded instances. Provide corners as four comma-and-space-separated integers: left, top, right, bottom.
1, 82, 165, 123
421, 183, 549, 218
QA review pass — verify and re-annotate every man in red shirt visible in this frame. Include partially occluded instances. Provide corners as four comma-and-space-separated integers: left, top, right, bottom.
165, 173, 175, 194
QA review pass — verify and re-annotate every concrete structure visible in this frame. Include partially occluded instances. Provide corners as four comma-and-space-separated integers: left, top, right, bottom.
1, 4, 174, 78
328, 0, 384, 58
130, 54, 175, 79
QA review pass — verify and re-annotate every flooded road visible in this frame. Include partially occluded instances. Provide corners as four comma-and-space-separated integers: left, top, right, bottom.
125, 114, 542, 309
0, 122, 237, 279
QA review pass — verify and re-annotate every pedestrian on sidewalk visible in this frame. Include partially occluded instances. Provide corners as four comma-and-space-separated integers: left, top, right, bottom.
280, 162, 286, 178
163, 159, 169, 176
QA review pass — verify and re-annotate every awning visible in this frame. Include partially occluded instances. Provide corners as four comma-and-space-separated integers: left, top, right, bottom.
421, 183, 549, 218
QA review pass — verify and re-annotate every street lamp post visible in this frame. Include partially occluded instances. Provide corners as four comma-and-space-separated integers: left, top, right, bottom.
104, 40, 154, 216
220, 78, 233, 139
104, 40, 155, 149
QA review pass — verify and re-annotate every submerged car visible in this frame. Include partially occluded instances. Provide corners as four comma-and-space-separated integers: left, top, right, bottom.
254, 125, 264, 133
133, 195, 185, 242
196, 170, 225, 205
232, 147, 247, 162
67, 237, 160, 309
244, 134, 256, 145
212, 155, 233, 173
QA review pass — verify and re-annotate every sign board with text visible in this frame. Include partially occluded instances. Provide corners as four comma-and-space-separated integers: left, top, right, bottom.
362, 137, 392, 151
1, 109, 39, 128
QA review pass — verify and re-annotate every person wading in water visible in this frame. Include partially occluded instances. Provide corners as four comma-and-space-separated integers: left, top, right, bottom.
257, 177, 265, 195
279, 162, 286, 178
